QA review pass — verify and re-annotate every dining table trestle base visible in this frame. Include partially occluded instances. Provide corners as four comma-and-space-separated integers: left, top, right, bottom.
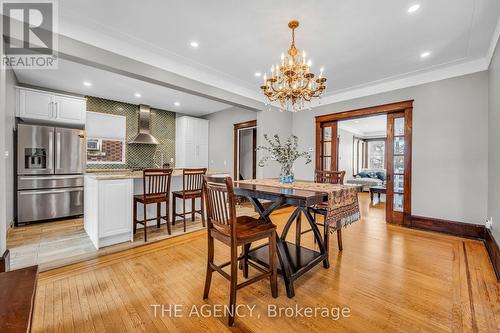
234, 180, 360, 299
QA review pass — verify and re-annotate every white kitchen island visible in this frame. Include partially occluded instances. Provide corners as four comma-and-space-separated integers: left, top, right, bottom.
84, 169, 226, 249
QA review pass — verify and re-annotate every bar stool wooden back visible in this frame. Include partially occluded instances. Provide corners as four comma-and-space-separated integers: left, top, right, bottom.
172, 168, 207, 232
202, 175, 278, 326
308, 169, 346, 251
133, 168, 173, 242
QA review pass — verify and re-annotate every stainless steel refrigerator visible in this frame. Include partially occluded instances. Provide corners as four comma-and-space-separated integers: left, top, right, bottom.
16, 123, 86, 224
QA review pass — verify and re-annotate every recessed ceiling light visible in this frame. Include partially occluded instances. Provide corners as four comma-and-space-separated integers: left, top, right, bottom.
408, 4, 420, 13
134, 93, 142, 98
420, 51, 431, 58
190, 41, 199, 48
174, 102, 181, 107
254, 72, 262, 77
83, 81, 92, 87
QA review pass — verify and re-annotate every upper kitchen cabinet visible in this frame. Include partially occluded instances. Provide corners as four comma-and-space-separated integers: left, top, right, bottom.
16, 87, 86, 126
176, 116, 209, 168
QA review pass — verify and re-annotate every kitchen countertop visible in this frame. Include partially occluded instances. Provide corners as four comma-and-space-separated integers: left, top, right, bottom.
85, 168, 228, 180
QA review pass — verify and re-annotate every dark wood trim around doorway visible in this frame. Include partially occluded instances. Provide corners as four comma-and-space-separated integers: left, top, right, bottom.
315, 100, 414, 122
233, 120, 257, 180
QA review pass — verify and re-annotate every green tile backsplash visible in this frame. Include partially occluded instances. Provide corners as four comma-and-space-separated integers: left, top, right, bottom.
86, 96, 176, 169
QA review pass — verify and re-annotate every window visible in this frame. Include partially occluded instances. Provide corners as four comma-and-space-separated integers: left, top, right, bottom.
367, 140, 385, 169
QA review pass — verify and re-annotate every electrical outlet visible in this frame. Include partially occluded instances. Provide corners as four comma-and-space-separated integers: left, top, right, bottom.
223, 160, 227, 166
308, 147, 314, 152
4, 151, 8, 158
210, 160, 214, 164
486, 217, 493, 229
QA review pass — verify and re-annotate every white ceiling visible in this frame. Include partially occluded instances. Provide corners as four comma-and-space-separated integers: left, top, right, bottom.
13, 59, 232, 116
52, 0, 500, 104
339, 115, 387, 137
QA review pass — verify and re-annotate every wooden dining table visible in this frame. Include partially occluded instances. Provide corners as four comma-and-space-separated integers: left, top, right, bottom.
234, 181, 335, 298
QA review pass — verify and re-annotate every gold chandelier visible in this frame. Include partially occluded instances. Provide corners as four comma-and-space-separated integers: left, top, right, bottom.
261, 20, 327, 112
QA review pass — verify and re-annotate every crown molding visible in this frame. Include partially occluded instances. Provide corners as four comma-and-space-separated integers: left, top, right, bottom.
317, 58, 488, 106
486, 16, 500, 68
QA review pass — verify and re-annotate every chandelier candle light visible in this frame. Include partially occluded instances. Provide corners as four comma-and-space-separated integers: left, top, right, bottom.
261, 20, 327, 112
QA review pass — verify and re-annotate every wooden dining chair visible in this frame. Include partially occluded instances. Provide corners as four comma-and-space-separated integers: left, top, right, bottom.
308, 170, 346, 251
315, 169, 346, 184
202, 175, 278, 326
133, 168, 173, 242
172, 168, 206, 232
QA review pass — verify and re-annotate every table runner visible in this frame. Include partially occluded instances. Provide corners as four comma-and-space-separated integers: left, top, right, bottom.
237, 179, 360, 232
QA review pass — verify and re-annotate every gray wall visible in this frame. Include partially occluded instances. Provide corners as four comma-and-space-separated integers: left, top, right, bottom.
4, 69, 17, 229
0, 51, 6, 254
338, 128, 355, 181
489, 39, 500, 242
256, 109, 294, 178
203, 106, 257, 178
293, 72, 489, 225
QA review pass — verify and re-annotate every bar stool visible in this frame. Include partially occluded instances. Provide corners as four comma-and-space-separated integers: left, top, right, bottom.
202, 175, 278, 326
172, 168, 206, 232
133, 168, 173, 242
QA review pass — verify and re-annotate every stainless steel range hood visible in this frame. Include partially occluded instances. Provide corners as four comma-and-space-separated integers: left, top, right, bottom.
128, 104, 159, 145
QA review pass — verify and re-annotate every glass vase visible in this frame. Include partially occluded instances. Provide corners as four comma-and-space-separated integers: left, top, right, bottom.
279, 163, 294, 184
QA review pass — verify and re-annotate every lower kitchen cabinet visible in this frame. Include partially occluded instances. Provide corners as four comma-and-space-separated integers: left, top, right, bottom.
84, 176, 134, 249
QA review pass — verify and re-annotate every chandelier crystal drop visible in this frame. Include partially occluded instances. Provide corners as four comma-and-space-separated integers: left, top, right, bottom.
260, 20, 327, 112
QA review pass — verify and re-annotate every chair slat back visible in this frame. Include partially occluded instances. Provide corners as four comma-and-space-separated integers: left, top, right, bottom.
203, 175, 236, 233
183, 168, 207, 192
315, 170, 346, 184
143, 168, 173, 196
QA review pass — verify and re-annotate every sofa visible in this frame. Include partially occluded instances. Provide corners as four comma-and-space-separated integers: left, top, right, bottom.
346, 168, 386, 191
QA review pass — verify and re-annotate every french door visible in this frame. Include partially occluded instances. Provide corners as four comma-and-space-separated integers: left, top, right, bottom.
316, 121, 338, 171
315, 100, 413, 225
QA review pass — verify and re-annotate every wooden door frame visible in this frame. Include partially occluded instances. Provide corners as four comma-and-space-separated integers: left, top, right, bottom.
233, 120, 257, 180
315, 100, 413, 225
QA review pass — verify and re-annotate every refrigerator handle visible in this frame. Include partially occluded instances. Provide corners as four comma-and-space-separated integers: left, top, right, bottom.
48, 129, 54, 170
56, 131, 61, 169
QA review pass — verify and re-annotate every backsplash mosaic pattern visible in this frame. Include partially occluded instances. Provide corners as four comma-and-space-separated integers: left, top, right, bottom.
86, 97, 176, 170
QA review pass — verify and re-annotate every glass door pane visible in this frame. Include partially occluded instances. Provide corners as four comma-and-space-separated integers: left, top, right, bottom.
394, 118, 405, 136
317, 121, 337, 171
387, 112, 406, 224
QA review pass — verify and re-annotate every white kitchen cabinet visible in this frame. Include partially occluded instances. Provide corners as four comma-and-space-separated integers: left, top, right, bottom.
54, 95, 86, 124
16, 87, 86, 126
84, 176, 133, 249
18, 88, 54, 120
176, 116, 209, 168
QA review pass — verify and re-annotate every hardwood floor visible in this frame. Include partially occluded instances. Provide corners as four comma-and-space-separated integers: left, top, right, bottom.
32, 193, 499, 332
7, 206, 256, 272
